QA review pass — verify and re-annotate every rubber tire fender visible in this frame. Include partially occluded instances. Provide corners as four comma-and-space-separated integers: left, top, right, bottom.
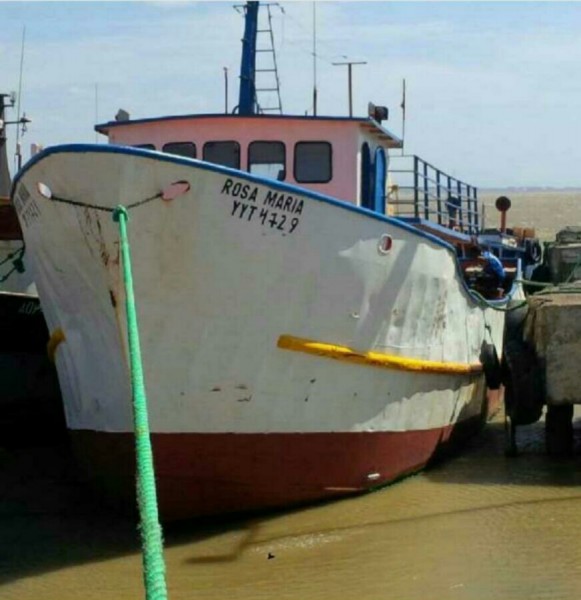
480, 342, 502, 390
502, 339, 544, 426
525, 239, 542, 264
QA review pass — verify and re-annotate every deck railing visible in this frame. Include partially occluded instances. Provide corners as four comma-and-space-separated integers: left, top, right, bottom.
388, 154, 480, 235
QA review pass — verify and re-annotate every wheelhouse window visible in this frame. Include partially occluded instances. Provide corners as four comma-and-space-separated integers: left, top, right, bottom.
294, 142, 332, 183
162, 142, 196, 159
133, 144, 155, 150
203, 141, 241, 169
248, 141, 286, 181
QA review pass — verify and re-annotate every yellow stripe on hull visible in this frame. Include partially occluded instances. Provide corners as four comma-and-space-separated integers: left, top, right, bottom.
277, 335, 483, 375
47, 327, 66, 364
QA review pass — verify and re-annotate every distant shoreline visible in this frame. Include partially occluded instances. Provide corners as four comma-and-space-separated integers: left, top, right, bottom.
481, 188, 581, 193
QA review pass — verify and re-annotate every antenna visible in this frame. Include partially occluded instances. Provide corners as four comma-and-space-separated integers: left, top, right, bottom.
14, 26, 26, 170
401, 78, 406, 155
224, 67, 229, 113
312, 2, 317, 116
332, 60, 367, 117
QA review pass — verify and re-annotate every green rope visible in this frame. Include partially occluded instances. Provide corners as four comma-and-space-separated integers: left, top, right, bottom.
472, 277, 581, 310
516, 279, 551, 288
0, 245, 24, 268
113, 206, 168, 600
535, 285, 581, 296
515, 278, 581, 296
469, 289, 528, 312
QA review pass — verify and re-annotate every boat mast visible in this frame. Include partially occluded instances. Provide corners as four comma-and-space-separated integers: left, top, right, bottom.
0, 94, 13, 197
238, 1, 259, 115
0, 92, 30, 194
15, 26, 26, 171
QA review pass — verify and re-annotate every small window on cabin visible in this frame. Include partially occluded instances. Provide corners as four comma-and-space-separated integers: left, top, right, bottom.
203, 141, 241, 169
248, 141, 286, 181
134, 144, 155, 150
162, 142, 196, 159
294, 142, 332, 183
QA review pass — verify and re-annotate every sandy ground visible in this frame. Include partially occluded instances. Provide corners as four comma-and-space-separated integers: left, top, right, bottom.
480, 190, 581, 241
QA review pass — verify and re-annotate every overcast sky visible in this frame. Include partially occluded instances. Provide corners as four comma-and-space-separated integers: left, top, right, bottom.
1, 1, 580, 188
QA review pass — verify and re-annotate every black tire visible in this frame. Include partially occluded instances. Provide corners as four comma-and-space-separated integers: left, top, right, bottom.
525, 239, 542, 264
502, 340, 544, 426
504, 413, 518, 457
480, 342, 502, 390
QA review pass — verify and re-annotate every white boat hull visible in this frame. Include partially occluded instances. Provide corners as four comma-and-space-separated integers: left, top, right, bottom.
13, 145, 506, 518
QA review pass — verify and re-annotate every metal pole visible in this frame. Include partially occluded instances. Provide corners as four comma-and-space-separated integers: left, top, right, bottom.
0, 95, 11, 198
447, 175, 454, 228
457, 180, 463, 232
15, 26, 25, 168
423, 160, 429, 220
332, 60, 366, 117
401, 78, 406, 156
224, 67, 229, 113
436, 170, 442, 226
95, 83, 99, 143
312, 1, 317, 116
467, 185, 473, 233
238, 1, 259, 115
348, 64, 353, 117
413, 155, 419, 219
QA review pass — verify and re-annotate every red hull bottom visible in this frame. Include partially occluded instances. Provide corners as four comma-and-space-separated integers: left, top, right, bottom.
71, 390, 501, 521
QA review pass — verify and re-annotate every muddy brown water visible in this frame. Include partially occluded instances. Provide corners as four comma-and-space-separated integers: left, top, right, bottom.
2, 190, 581, 599
3, 413, 581, 600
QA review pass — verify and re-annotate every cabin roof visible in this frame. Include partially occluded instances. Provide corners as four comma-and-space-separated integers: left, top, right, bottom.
95, 113, 403, 149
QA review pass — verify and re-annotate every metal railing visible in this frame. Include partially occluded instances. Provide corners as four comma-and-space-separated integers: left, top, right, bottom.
387, 154, 480, 235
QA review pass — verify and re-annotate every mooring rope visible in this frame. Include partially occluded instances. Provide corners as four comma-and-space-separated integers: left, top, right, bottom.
42, 189, 168, 597
112, 205, 168, 600
470, 291, 528, 312
0, 245, 25, 283
516, 278, 581, 296
49, 191, 162, 212
470, 271, 581, 311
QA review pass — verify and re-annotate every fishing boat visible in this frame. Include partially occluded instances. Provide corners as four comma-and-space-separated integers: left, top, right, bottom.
11, 2, 521, 518
0, 91, 63, 445
0, 92, 32, 295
